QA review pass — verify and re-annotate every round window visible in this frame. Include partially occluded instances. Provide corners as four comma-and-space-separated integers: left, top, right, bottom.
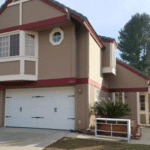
53, 32, 61, 43
50, 28, 64, 45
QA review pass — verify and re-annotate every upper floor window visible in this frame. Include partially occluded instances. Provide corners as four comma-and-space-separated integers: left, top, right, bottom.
113, 92, 125, 104
0, 31, 38, 59
50, 28, 64, 46
0, 33, 19, 58
25, 34, 35, 56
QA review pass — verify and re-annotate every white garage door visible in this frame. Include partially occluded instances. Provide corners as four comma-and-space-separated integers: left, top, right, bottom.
5, 87, 75, 130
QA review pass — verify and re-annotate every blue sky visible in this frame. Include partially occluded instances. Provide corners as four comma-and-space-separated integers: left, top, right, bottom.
1, 0, 150, 58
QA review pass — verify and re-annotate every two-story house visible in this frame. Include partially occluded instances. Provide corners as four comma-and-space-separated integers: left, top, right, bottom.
0, 0, 150, 131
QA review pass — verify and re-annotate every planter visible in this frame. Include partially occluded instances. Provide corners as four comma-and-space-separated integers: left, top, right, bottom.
95, 118, 131, 142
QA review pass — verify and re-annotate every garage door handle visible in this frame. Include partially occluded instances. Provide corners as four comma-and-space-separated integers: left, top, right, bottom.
6, 116, 11, 118
31, 117, 44, 119
68, 118, 75, 120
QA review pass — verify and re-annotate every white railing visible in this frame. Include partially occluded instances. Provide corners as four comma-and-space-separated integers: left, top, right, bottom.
95, 118, 131, 142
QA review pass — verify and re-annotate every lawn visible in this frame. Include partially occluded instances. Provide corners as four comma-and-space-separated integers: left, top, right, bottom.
44, 137, 150, 150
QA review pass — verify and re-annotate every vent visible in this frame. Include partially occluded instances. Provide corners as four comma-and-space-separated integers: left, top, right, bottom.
6, 97, 12, 99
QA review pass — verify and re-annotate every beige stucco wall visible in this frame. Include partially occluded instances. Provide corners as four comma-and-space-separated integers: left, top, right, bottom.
108, 63, 148, 89
0, 89, 5, 127
89, 34, 102, 83
22, 0, 65, 24
0, 4, 19, 30
25, 61, 36, 75
0, 61, 20, 76
38, 24, 76, 80
109, 92, 137, 121
76, 25, 89, 78
75, 84, 89, 130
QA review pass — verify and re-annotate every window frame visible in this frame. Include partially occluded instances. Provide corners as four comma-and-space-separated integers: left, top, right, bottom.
0, 30, 20, 59
113, 92, 125, 104
0, 30, 38, 59
50, 28, 64, 46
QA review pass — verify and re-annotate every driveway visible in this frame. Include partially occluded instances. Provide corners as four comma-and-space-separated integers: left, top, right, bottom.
0, 127, 73, 150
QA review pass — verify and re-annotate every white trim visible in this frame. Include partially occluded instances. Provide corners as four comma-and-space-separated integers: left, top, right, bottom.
0, 30, 20, 37
50, 28, 64, 46
0, 56, 37, 63
8, 0, 30, 7
0, 74, 37, 81
112, 93, 115, 104
19, 1, 22, 25
146, 93, 149, 125
122, 92, 125, 104
102, 67, 116, 75
137, 92, 140, 125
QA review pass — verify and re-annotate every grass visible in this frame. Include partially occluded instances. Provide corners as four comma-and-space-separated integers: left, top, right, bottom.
43, 137, 150, 150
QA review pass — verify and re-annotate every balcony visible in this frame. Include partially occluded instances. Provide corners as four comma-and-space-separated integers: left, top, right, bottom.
0, 30, 38, 81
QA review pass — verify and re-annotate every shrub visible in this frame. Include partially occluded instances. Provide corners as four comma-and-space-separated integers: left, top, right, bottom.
92, 98, 131, 118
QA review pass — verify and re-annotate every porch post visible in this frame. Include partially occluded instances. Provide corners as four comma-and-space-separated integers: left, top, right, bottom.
137, 92, 140, 125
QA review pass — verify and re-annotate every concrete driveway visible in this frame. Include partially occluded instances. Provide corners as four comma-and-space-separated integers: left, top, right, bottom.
0, 127, 73, 150
130, 127, 150, 145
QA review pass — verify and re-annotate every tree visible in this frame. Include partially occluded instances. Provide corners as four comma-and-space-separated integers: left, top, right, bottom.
91, 98, 131, 118
118, 13, 150, 75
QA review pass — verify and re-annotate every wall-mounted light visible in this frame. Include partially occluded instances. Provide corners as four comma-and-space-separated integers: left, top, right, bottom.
78, 86, 82, 94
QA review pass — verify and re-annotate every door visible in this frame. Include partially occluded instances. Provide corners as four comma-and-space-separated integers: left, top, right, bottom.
139, 94, 149, 125
5, 87, 75, 130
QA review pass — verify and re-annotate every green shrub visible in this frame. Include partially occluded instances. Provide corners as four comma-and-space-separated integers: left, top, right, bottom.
92, 98, 131, 118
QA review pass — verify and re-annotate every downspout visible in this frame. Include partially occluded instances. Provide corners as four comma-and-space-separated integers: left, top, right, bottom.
64, 8, 70, 20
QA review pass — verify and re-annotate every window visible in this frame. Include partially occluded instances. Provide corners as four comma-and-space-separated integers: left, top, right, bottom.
0, 34, 19, 58
25, 34, 35, 56
140, 95, 145, 111
0, 31, 38, 59
50, 28, 64, 45
113, 92, 125, 104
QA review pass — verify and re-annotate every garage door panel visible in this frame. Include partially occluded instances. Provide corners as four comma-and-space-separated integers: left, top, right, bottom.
5, 87, 75, 130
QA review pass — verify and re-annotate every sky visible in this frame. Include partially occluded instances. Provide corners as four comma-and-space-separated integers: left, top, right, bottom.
1, 0, 150, 58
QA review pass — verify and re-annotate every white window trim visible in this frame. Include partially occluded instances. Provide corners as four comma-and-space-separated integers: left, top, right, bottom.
113, 92, 125, 104
0, 30, 39, 81
50, 28, 64, 46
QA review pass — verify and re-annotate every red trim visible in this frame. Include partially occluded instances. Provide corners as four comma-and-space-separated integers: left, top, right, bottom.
0, 0, 105, 50
41, 0, 66, 13
0, 78, 77, 88
83, 20, 105, 49
89, 79, 109, 92
117, 60, 150, 80
41, 0, 105, 50
100, 38, 117, 48
0, 77, 148, 92
0, 15, 68, 34
77, 78, 89, 84
109, 87, 148, 92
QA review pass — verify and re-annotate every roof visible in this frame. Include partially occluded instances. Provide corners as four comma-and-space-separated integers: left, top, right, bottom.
0, 0, 105, 49
99, 35, 118, 48
117, 59, 150, 80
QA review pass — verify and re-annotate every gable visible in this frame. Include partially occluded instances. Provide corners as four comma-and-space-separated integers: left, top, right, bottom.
108, 63, 149, 89
0, 4, 19, 30
22, 0, 65, 24
0, 0, 65, 30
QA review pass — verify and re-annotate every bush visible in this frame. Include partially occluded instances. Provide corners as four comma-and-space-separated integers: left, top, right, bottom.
92, 98, 131, 118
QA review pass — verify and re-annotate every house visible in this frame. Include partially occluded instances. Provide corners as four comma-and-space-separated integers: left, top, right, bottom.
0, 0, 149, 131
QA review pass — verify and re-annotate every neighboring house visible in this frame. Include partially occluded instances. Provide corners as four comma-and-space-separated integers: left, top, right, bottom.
0, 0, 149, 131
